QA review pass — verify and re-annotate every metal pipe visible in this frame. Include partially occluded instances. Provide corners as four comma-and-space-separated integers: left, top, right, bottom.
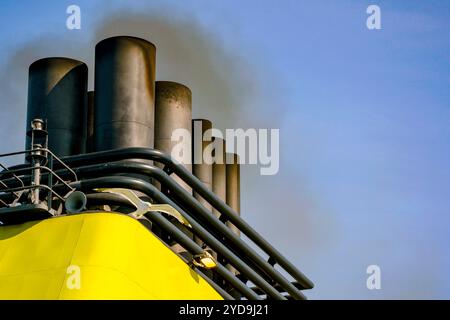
143, 211, 253, 300
3, 147, 314, 290
226, 153, 241, 237
31, 150, 41, 204
18, 161, 287, 298
211, 137, 227, 265
41, 162, 304, 299
212, 138, 226, 219
29, 119, 45, 204
192, 119, 213, 211
192, 119, 213, 247
0, 184, 64, 202
225, 153, 241, 275
26, 57, 88, 156
0, 165, 71, 190
155, 81, 192, 192
194, 270, 235, 300
94, 36, 156, 151
47, 154, 53, 211
72, 175, 283, 300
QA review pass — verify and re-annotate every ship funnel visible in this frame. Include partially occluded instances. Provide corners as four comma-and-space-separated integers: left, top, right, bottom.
212, 137, 226, 218
192, 119, 213, 212
155, 81, 192, 192
226, 153, 241, 236
26, 57, 88, 156
86, 91, 95, 152
93, 36, 156, 151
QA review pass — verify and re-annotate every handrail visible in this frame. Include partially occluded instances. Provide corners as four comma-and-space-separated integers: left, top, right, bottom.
0, 163, 24, 188
0, 148, 77, 182
0, 184, 65, 202
0, 148, 77, 209
0, 165, 74, 191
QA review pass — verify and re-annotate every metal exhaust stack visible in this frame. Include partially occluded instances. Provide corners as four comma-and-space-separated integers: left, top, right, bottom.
192, 119, 213, 251
155, 81, 192, 192
226, 152, 241, 275
93, 36, 156, 151
212, 137, 226, 218
26, 57, 88, 156
226, 153, 241, 236
192, 119, 213, 213
86, 91, 94, 153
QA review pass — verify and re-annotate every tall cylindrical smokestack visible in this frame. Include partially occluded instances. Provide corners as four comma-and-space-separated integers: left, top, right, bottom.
94, 36, 156, 151
192, 119, 213, 213
155, 81, 192, 192
86, 91, 94, 153
212, 137, 226, 218
26, 57, 88, 156
226, 153, 241, 275
226, 153, 241, 237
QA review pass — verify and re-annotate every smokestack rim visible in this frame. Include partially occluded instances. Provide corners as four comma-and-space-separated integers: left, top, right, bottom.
192, 118, 213, 127
156, 80, 192, 95
95, 35, 156, 51
29, 57, 88, 71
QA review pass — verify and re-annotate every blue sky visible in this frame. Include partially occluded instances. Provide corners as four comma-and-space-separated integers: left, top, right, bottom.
0, 0, 449, 299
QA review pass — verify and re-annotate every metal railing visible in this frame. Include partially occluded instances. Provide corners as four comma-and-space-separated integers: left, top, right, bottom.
0, 147, 313, 300
0, 148, 77, 212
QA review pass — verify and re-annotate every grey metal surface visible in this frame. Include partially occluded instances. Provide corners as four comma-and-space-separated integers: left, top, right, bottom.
93, 36, 156, 151
226, 152, 241, 274
155, 81, 192, 192
226, 153, 241, 236
86, 91, 94, 153
212, 137, 226, 218
192, 119, 213, 212
192, 119, 213, 247
26, 57, 88, 156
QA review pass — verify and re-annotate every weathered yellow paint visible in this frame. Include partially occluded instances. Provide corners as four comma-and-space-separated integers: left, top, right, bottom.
0, 212, 222, 300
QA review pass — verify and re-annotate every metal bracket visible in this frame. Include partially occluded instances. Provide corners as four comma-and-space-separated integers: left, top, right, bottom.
94, 188, 191, 227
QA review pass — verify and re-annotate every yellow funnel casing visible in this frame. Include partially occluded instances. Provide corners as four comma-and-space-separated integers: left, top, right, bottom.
0, 212, 222, 300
